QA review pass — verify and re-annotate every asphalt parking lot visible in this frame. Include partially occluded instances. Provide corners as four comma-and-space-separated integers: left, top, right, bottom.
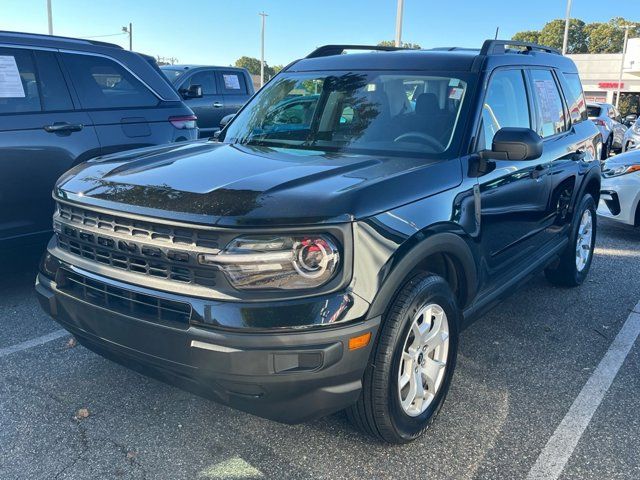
1, 219, 639, 480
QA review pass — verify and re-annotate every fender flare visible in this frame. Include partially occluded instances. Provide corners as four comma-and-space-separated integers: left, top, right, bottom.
366, 232, 478, 320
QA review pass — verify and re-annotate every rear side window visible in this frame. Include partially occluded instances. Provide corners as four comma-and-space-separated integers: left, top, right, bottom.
587, 105, 601, 117
530, 69, 567, 138
34, 51, 73, 111
0, 48, 41, 114
479, 68, 530, 150
61, 53, 158, 109
561, 72, 587, 124
186, 70, 216, 95
219, 71, 247, 94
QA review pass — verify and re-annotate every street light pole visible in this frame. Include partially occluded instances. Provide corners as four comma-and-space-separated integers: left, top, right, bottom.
259, 12, 268, 88
47, 0, 53, 35
615, 25, 632, 110
122, 23, 132, 51
394, 0, 404, 47
562, 0, 573, 55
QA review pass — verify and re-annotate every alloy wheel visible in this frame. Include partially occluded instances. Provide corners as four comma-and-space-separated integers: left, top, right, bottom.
575, 209, 593, 272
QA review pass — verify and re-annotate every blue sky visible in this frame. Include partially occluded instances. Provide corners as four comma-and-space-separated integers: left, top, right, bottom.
0, 0, 633, 67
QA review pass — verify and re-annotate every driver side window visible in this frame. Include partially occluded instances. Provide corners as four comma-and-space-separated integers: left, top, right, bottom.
478, 69, 531, 151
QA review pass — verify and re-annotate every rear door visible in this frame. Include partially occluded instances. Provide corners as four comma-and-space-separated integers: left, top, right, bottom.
59, 52, 176, 155
178, 69, 225, 136
527, 68, 589, 244
216, 70, 250, 119
0, 47, 99, 245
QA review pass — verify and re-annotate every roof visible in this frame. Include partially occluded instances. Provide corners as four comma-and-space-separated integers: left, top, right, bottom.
287, 40, 578, 74
160, 64, 247, 72
0, 30, 122, 50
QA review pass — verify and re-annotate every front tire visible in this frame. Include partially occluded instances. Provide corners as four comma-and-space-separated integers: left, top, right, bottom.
545, 194, 597, 287
347, 273, 460, 443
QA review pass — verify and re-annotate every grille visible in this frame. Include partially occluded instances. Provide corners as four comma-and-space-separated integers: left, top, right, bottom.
55, 202, 221, 289
57, 202, 221, 250
58, 269, 192, 328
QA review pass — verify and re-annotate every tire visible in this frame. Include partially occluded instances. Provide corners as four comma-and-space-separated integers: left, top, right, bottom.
347, 273, 460, 443
544, 194, 597, 287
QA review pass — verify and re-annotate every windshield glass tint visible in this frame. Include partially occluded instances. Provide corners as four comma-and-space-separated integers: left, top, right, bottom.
223, 71, 468, 155
161, 68, 183, 83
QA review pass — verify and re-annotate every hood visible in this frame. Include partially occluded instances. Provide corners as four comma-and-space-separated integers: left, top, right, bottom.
55, 141, 462, 227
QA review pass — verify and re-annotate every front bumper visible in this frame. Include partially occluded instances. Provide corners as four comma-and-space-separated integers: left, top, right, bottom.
598, 174, 640, 226
36, 266, 379, 424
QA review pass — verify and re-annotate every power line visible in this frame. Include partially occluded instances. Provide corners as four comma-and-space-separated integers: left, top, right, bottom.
81, 32, 127, 39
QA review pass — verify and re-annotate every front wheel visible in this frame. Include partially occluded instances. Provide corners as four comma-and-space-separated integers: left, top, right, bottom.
347, 273, 460, 443
545, 194, 597, 287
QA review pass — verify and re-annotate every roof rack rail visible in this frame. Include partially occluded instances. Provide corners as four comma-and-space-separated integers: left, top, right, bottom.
0, 30, 123, 50
480, 39, 560, 56
306, 44, 405, 59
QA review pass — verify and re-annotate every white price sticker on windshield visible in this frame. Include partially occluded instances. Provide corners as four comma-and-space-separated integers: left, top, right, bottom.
0, 56, 25, 98
449, 87, 463, 100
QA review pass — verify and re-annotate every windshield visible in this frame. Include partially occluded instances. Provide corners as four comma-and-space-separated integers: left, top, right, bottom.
222, 71, 470, 156
160, 68, 183, 83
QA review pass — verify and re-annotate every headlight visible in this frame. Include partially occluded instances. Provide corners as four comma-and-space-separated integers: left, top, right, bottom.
199, 234, 340, 290
602, 164, 640, 178
632, 124, 640, 134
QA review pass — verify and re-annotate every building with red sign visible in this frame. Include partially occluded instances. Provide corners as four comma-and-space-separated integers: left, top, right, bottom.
567, 38, 640, 115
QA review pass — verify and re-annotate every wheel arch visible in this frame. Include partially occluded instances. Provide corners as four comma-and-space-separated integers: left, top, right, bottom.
366, 231, 478, 321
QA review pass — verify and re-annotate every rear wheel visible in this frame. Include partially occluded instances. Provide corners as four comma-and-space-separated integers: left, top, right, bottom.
347, 273, 459, 443
545, 194, 597, 287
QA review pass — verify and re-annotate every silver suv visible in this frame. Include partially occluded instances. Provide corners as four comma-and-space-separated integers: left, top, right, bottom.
587, 102, 628, 159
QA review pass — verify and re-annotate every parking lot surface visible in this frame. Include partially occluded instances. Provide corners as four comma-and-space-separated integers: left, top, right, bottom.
1, 219, 639, 480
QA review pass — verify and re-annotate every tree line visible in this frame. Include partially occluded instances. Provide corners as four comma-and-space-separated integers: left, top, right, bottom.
512, 17, 639, 54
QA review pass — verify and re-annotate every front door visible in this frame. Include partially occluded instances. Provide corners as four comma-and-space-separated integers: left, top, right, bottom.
180, 69, 225, 136
474, 67, 552, 289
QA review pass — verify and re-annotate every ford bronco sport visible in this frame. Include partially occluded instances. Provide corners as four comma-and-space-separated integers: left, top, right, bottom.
37, 41, 601, 443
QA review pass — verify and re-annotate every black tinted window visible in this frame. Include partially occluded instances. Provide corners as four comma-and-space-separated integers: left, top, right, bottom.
587, 105, 601, 117
480, 69, 530, 150
34, 51, 73, 111
187, 70, 216, 95
61, 53, 158, 109
561, 72, 587, 123
0, 48, 41, 114
530, 69, 567, 137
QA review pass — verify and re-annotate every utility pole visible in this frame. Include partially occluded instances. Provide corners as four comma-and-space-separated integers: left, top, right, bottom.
562, 0, 573, 54
46, 0, 53, 35
122, 23, 132, 51
615, 25, 633, 109
259, 12, 268, 87
394, 0, 404, 47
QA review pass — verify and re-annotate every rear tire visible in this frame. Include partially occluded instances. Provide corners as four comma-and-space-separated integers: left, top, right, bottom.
545, 194, 597, 287
347, 273, 460, 443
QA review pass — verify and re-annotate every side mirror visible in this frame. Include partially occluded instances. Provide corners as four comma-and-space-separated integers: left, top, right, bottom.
182, 84, 203, 99
481, 127, 543, 161
219, 114, 235, 129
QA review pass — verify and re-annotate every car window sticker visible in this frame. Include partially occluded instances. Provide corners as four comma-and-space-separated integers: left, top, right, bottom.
0, 56, 25, 98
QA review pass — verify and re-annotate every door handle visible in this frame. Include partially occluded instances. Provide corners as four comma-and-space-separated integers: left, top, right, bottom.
212, 102, 223, 108
43, 122, 84, 133
530, 165, 549, 180
570, 150, 586, 162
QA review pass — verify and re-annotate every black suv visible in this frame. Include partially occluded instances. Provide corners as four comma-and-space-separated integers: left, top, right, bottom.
36, 41, 601, 443
0, 31, 198, 250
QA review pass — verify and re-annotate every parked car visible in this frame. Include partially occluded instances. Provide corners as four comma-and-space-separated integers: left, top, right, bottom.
0, 31, 198, 250
598, 149, 640, 226
37, 41, 601, 443
160, 65, 254, 137
587, 102, 628, 159
622, 116, 640, 152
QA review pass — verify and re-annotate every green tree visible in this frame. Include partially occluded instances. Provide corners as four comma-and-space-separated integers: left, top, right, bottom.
585, 18, 639, 53
234, 56, 279, 78
538, 19, 587, 53
512, 30, 540, 44
378, 40, 421, 49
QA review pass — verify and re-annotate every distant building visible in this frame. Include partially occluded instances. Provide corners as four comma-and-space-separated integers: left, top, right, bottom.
567, 38, 640, 114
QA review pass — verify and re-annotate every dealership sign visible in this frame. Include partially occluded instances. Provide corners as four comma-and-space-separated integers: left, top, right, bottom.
598, 82, 624, 89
